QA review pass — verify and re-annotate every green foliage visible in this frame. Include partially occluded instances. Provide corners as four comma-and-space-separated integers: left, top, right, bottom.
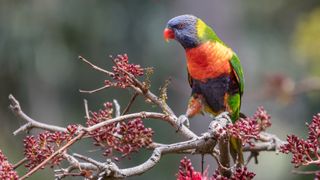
293, 8, 320, 76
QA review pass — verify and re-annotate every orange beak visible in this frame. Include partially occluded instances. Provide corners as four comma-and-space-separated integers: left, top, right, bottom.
163, 28, 175, 42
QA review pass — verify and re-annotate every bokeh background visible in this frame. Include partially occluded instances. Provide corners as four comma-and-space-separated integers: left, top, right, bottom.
1, 0, 320, 179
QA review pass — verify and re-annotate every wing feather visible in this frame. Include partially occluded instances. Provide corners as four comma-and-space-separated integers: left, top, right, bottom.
229, 54, 244, 97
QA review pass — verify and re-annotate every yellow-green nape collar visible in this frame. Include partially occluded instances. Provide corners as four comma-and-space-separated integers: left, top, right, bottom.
196, 19, 207, 39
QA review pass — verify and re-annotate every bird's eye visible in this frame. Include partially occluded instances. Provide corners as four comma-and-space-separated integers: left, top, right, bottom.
176, 23, 185, 29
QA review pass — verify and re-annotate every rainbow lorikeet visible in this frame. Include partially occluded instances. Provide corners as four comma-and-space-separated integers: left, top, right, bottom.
163, 15, 245, 165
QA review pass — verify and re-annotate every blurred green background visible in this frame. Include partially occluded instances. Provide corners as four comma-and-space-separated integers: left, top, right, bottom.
1, 0, 320, 179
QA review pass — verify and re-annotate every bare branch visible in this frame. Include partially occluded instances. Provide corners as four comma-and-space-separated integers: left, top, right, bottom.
85, 112, 169, 132
55, 153, 98, 179
79, 85, 110, 94
131, 86, 196, 139
55, 130, 286, 179
84, 99, 90, 120
13, 158, 28, 170
243, 141, 283, 152
78, 56, 114, 76
218, 136, 231, 176
106, 132, 217, 178
292, 169, 320, 175
93, 120, 229, 178
257, 132, 286, 153
63, 153, 97, 171
121, 93, 138, 115
113, 132, 286, 178
73, 153, 107, 172
9, 94, 67, 135
113, 99, 121, 117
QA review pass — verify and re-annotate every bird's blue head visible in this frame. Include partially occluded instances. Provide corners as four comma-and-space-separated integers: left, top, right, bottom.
164, 14, 200, 49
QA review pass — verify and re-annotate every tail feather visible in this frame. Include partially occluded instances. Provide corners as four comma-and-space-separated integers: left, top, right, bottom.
230, 136, 244, 165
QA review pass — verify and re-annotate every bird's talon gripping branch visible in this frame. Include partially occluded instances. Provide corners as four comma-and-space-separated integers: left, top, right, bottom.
176, 115, 190, 132
215, 112, 232, 124
208, 112, 231, 134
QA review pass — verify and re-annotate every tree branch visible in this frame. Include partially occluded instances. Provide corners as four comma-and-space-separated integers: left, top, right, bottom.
8, 55, 287, 179
79, 85, 110, 94
9, 94, 67, 135
13, 158, 28, 170
59, 123, 285, 179
78, 56, 114, 76
121, 92, 138, 115
84, 112, 170, 132
78, 55, 197, 140
9, 93, 286, 179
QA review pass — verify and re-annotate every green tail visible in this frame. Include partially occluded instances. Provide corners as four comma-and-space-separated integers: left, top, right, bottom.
230, 136, 244, 165
228, 94, 244, 165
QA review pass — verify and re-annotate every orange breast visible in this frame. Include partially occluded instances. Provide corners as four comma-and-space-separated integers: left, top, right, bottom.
186, 41, 233, 80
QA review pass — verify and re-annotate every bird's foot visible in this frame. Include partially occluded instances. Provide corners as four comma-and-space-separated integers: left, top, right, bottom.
215, 111, 232, 124
209, 112, 231, 132
176, 114, 190, 132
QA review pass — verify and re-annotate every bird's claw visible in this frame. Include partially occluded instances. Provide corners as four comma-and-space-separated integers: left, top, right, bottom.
214, 111, 232, 124
176, 114, 190, 132
208, 112, 232, 132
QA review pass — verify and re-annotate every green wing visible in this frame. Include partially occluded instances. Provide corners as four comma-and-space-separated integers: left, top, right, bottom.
230, 53, 244, 97
229, 54, 245, 164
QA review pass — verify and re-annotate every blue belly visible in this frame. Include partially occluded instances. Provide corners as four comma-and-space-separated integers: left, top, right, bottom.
191, 74, 239, 113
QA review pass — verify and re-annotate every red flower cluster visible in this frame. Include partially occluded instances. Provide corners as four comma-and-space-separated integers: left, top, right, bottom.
177, 157, 255, 180
281, 113, 320, 167
86, 102, 153, 158
253, 106, 272, 131
177, 157, 205, 180
105, 54, 144, 88
224, 107, 272, 146
212, 167, 255, 180
23, 125, 78, 170
0, 150, 19, 180
226, 119, 260, 146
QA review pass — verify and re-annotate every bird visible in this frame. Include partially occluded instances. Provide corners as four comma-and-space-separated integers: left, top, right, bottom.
163, 14, 245, 166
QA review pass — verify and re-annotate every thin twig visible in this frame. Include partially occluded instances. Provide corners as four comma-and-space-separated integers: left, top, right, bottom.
84, 112, 170, 132
292, 169, 320, 175
113, 99, 121, 117
63, 153, 97, 171
201, 154, 204, 175
73, 153, 105, 169
245, 151, 259, 166
122, 93, 138, 115
84, 99, 90, 120
13, 158, 28, 170
56, 172, 84, 178
19, 131, 87, 180
9, 94, 67, 135
78, 56, 114, 76
114, 132, 217, 178
79, 85, 110, 94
